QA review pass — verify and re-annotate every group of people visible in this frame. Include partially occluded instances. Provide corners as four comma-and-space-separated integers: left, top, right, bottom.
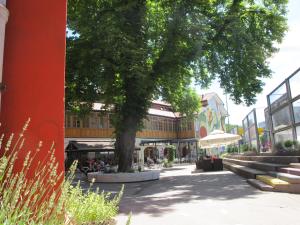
81, 157, 115, 173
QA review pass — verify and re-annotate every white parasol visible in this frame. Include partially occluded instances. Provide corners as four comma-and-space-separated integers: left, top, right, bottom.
199, 129, 241, 149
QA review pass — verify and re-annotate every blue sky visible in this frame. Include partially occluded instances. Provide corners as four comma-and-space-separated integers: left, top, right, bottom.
198, 0, 300, 126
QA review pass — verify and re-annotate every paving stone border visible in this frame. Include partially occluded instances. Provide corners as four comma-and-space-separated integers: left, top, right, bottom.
87, 170, 160, 183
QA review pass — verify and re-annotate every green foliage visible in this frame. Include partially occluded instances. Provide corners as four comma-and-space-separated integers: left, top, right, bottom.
275, 140, 300, 152
163, 159, 173, 168
0, 121, 122, 225
65, 181, 123, 224
284, 140, 293, 148
241, 144, 250, 152
66, 0, 288, 170
166, 145, 176, 163
225, 124, 240, 133
66, 0, 288, 118
226, 145, 239, 153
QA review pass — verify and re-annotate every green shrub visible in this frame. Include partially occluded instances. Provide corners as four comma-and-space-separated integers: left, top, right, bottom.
0, 120, 123, 225
65, 180, 123, 224
274, 142, 284, 151
226, 145, 239, 154
241, 144, 249, 152
284, 140, 293, 148
165, 145, 176, 163
163, 158, 173, 168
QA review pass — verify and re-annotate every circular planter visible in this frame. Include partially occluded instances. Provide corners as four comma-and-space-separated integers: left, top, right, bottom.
87, 170, 160, 183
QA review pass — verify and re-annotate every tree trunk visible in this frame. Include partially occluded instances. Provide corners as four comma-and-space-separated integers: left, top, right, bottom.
115, 116, 138, 172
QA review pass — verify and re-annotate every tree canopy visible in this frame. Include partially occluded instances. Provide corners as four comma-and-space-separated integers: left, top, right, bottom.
66, 0, 288, 171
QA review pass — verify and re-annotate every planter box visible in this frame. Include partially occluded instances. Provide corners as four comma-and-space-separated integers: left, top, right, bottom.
195, 160, 204, 170
203, 159, 213, 171
213, 158, 223, 171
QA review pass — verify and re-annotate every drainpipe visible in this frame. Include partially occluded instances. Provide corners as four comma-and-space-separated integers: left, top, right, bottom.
0, 0, 9, 108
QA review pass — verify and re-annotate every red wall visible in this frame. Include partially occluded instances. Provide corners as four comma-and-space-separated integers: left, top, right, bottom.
0, 0, 67, 174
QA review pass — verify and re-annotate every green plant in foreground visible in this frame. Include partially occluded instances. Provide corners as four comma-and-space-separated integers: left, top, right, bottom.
0, 120, 123, 225
65, 179, 123, 224
0, 119, 65, 225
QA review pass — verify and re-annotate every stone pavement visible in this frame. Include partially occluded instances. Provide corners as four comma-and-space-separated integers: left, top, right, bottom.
81, 165, 300, 225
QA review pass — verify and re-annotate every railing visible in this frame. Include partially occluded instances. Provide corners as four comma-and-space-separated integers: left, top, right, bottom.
65, 128, 195, 139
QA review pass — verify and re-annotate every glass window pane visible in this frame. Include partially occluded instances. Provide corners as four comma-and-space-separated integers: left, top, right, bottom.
82, 116, 89, 128
272, 106, 291, 131
251, 139, 258, 150
264, 108, 271, 131
274, 129, 293, 143
289, 71, 300, 98
269, 83, 288, 110
248, 112, 255, 126
297, 126, 300, 141
293, 99, 300, 123
243, 119, 248, 129
249, 126, 257, 140
244, 130, 250, 144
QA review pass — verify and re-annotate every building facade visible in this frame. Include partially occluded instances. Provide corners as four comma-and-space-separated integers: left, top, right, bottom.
65, 93, 227, 162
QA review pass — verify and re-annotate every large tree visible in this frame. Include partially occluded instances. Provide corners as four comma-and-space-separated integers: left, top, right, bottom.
66, 0, 288, 172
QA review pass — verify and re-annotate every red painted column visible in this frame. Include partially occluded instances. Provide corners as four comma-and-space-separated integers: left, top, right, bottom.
0, 0, 67, 174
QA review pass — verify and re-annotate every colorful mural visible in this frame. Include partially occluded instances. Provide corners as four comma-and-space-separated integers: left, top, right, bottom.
195, 93, 227, 138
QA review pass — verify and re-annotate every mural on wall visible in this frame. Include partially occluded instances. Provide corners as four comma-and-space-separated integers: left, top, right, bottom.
195, 94, 226, 138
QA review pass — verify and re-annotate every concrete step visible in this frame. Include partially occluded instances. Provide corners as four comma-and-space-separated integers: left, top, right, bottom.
223, 158, 286, 172
268, 171, 300, 184
289, 163, 300, 169
247, 179, 274, 192
223, 161, 266, 179
257, 175, 289, 187
279, 167, 300, 176
256, 175, 300, 193
225, 155, 300, 164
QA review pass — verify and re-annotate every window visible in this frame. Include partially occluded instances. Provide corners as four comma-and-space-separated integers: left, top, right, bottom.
249, 126, 257, 140
158, 119, 163, 131
272, 106, 291, 131
297, 126, 300, 141
293, 99, 300, 123
108, 114, 114, 128
289, 71, 300, 98
251, 139, 258, 150
187, 122, 192, 131
82, 116, 90, 128
66, 114, 71, 128
72, 116, 81, 128
244, 130, 250, 143
89, 113, 99, 128
248, 112, 255, 127
168, 119, 173, 131
274, 129, 293, 143
99, 115, 105, 128
269, 83, 288, 110
243, 118, 248, 129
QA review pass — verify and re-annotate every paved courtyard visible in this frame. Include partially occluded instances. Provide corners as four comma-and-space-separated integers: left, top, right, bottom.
81, 165, 300, 225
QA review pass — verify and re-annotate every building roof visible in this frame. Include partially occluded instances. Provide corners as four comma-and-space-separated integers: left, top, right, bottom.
148, 108, 178, 118
151, 100, 171, 106
90, 92, 227, 118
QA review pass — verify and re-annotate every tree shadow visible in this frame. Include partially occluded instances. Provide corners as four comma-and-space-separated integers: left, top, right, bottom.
160, 167, 187, 173
79, 169, 263, 218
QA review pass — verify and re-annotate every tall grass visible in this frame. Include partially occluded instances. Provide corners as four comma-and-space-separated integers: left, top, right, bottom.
0, 119, 123, 225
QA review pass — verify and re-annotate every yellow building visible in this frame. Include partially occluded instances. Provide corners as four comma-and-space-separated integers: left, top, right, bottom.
65, 93, 227, 162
